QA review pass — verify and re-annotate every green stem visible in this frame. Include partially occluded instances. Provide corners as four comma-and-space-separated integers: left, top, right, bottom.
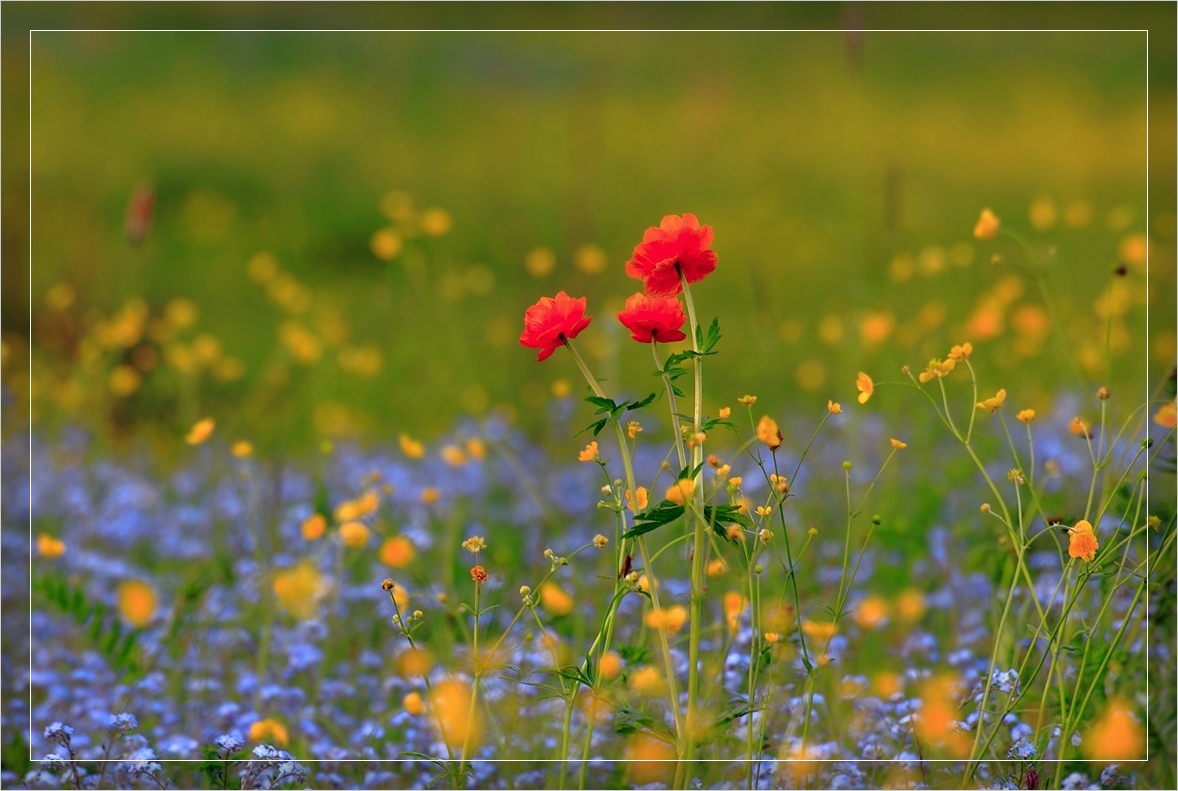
563, 338, 687, 767
679, 270, 707, 783
653, 341, 688, 470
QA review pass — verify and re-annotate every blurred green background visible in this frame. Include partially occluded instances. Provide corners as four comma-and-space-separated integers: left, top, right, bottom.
3, 3, 1175, 448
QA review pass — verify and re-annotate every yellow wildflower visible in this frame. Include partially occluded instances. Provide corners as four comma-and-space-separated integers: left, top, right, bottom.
540, 583, 575, 616
854, 596, 890, 630
403, 692, 425, 716
718, 407, 731, 419
37, 534, 66, 558
578, 441, 599, 462
441, 445, 467, 466
186, 417, 215, 445
433, 678, 478, 750
249, 719, 289, 747
724, 592, 747, 632
756, 415, 782, 451
419, 207, 453, 236
1068, 519, 1099, 562
919, 358, 956, 383
947, 342, 973, 361
599, 651, 623, 680
895, 588, 927, 622
465, 438, 486, 461
399, 433, 425, 459
629, 667, 664, 695
380, 536, 416, 568
1083, 698, 1144, 761
856, 372, 874, 404
890, 438, 907, 450
117, 580, 158, 628
1017, 409, 1036, 424
737, 395, 757, 406
973, 208, 1001, 240
645, 605, 688, 634
665, 479, 696, 506
371, 228, 403, 261
827, 400, 842, 415
1069, 416, 1094, 438
976, 389, 1006, 412
231, 441, 253, 458
108, 365, 141, 397
339, 521, 371, 549
625, 487, 649, 513
301, 514, 326, 541
1154, 401, 1177, 428
626, 421, 643, 439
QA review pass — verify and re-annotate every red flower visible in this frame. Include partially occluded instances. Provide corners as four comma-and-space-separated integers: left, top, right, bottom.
624, 214, 718, 297
519, 291, 592, 361
617, 293, 687, 344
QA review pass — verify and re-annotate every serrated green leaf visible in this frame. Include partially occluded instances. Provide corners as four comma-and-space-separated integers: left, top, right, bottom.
585, 395, 617, 410
702, 317, 721, 352
628, 393, 657, 411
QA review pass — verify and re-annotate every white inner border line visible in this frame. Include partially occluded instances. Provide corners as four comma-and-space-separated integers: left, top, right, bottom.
22, 27, 1154, 763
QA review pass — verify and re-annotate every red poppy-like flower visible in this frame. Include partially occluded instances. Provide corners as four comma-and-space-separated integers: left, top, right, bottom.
624, 214, 718, 297
519, 291, 592, 361
617, 293, 687, 344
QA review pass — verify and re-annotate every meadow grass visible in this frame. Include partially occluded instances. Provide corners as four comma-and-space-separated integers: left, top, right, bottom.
3, 25, 1176, 791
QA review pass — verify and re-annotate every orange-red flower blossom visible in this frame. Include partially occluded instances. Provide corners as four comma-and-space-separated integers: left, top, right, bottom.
519, 292, 592, 361
624, 214, 718, 297
616, 293, 687, 343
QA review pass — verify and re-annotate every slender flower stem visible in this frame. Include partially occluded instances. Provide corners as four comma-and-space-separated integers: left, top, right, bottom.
678, 270, 707, 780
653, 341, 688, 469
562, 338, 687, 768
771, 451, 810, 669
386, 588, 456, 763
458, 574, 481, 777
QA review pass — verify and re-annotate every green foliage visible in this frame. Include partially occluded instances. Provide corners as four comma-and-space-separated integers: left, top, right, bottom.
0, 729, 31, 780
580, 393, 657, 437
33, 573, 143, 680
613, 705, 676, 745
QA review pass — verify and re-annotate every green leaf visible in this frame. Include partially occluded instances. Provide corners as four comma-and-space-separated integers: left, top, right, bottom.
554, 664, 594, 690
33, 573, 142, 680
703, 505, 756, 539
664, 349, 703, 368
614, 705, 677, 744
576, 418, 609, 437
627, 392, 657, 411
622, 502, 686, 539
618, 644, 651, 665
703, 317, 721, 352
585, 395, 617, 410
677, 462, 704, 481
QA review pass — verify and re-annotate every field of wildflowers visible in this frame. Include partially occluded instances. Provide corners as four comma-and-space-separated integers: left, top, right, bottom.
2, 11, 1177, 791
